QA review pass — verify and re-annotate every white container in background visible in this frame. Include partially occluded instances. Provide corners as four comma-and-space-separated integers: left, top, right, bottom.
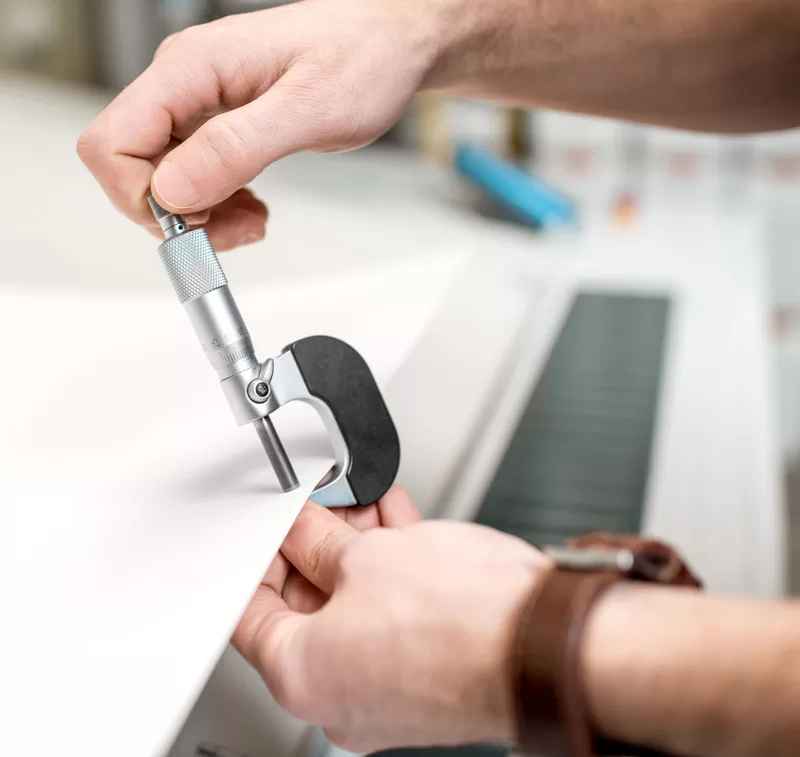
533, 111, 625, 210
715, 135, 759, 209
750, 130, 800, 311
640, 127, 727, 211
750, 129, 800, 201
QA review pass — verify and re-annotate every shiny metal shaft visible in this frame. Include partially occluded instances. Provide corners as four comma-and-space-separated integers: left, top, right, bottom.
254, 417, 300, 492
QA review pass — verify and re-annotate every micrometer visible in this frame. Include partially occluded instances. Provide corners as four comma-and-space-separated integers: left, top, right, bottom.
148, 196, 400, 507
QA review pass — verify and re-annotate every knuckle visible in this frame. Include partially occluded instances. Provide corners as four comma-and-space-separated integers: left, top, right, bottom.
155, 25, 212, 66
306, 529, 346, 580
201, 117, 251, 169
154, 32, 179, 59
76, 128, 100, 166
170, 25, 204, 51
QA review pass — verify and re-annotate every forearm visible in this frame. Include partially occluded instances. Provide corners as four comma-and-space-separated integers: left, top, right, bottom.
583, 584, 800, 757
424, 0, 800, 132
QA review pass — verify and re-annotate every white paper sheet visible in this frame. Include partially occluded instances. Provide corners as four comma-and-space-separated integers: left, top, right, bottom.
0, 255, 462, 757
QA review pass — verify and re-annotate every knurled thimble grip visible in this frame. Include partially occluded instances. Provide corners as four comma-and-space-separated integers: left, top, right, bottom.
158, 229, 228, 304
148, 196, 173, 221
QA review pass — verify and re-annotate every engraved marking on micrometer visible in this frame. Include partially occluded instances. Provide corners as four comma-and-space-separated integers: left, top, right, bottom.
202, 333, 251, 350
211, 344, 257, 369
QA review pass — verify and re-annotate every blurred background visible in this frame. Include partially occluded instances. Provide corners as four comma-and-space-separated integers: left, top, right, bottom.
1, 2, 799, 754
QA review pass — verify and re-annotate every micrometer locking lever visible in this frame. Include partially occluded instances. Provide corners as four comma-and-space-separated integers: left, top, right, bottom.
147, 196, 401, 506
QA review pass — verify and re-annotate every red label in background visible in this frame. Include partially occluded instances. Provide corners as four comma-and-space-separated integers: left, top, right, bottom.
768, 155, 800, 182
561, 146, 595, 177
666, 151, 700, 179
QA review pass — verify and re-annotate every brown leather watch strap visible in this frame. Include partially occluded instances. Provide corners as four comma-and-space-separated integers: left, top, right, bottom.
513, 533, 702, 757
569, 533, 702, 588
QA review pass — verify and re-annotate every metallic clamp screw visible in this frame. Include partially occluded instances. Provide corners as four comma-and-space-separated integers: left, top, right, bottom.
248, 380, 271, 403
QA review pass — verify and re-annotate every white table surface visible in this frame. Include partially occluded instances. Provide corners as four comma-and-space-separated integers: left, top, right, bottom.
0, 263, 455, 757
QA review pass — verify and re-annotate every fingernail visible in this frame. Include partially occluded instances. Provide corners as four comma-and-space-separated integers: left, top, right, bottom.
153, 161, 201, 210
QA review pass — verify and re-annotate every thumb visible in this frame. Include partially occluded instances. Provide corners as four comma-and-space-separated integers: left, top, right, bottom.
151, 74, 332, 213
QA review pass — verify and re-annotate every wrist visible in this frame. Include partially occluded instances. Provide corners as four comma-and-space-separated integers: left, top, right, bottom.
458, 552, 554, 745
581, 584, 646, 745
369, 0, 461, 86
511, 536, 702, 757
421, 0, 517, 92
581, 583, 703, 755
488, 556, 555, 743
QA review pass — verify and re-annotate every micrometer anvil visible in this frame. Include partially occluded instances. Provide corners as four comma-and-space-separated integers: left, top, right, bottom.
148, 196, 400, 507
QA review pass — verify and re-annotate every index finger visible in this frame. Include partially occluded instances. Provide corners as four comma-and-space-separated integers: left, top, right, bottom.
77, 26, 282, 225
78, 65, 185, 226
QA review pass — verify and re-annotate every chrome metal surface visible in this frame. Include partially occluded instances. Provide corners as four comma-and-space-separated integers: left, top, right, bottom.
544, 546, 635, 572
254, 417, 300, 492
249, 381, 271, 402
247, 359, 276, 403
221, 364, 277, 425
184, 287, 258, 379
148, 196, 188, 239
271, 350, 356, 506
147, 194, 356, 504
158, 229, 228, 303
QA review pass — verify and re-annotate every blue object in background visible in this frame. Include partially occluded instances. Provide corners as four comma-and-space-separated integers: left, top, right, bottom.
454, 142, 576, 229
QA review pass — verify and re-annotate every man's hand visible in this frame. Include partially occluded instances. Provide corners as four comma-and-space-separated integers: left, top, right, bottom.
78, 0, 800, 250
78, 0, 446, 251
232, 487, 549, 753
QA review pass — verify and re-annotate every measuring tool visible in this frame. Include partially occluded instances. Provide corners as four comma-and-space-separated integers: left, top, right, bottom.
149, 196, 400, 506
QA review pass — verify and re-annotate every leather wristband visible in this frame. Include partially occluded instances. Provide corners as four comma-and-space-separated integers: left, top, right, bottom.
513, 532, 702, 757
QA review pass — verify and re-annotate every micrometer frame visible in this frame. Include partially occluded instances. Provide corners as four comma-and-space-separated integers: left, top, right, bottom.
222, 349, 357, 507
